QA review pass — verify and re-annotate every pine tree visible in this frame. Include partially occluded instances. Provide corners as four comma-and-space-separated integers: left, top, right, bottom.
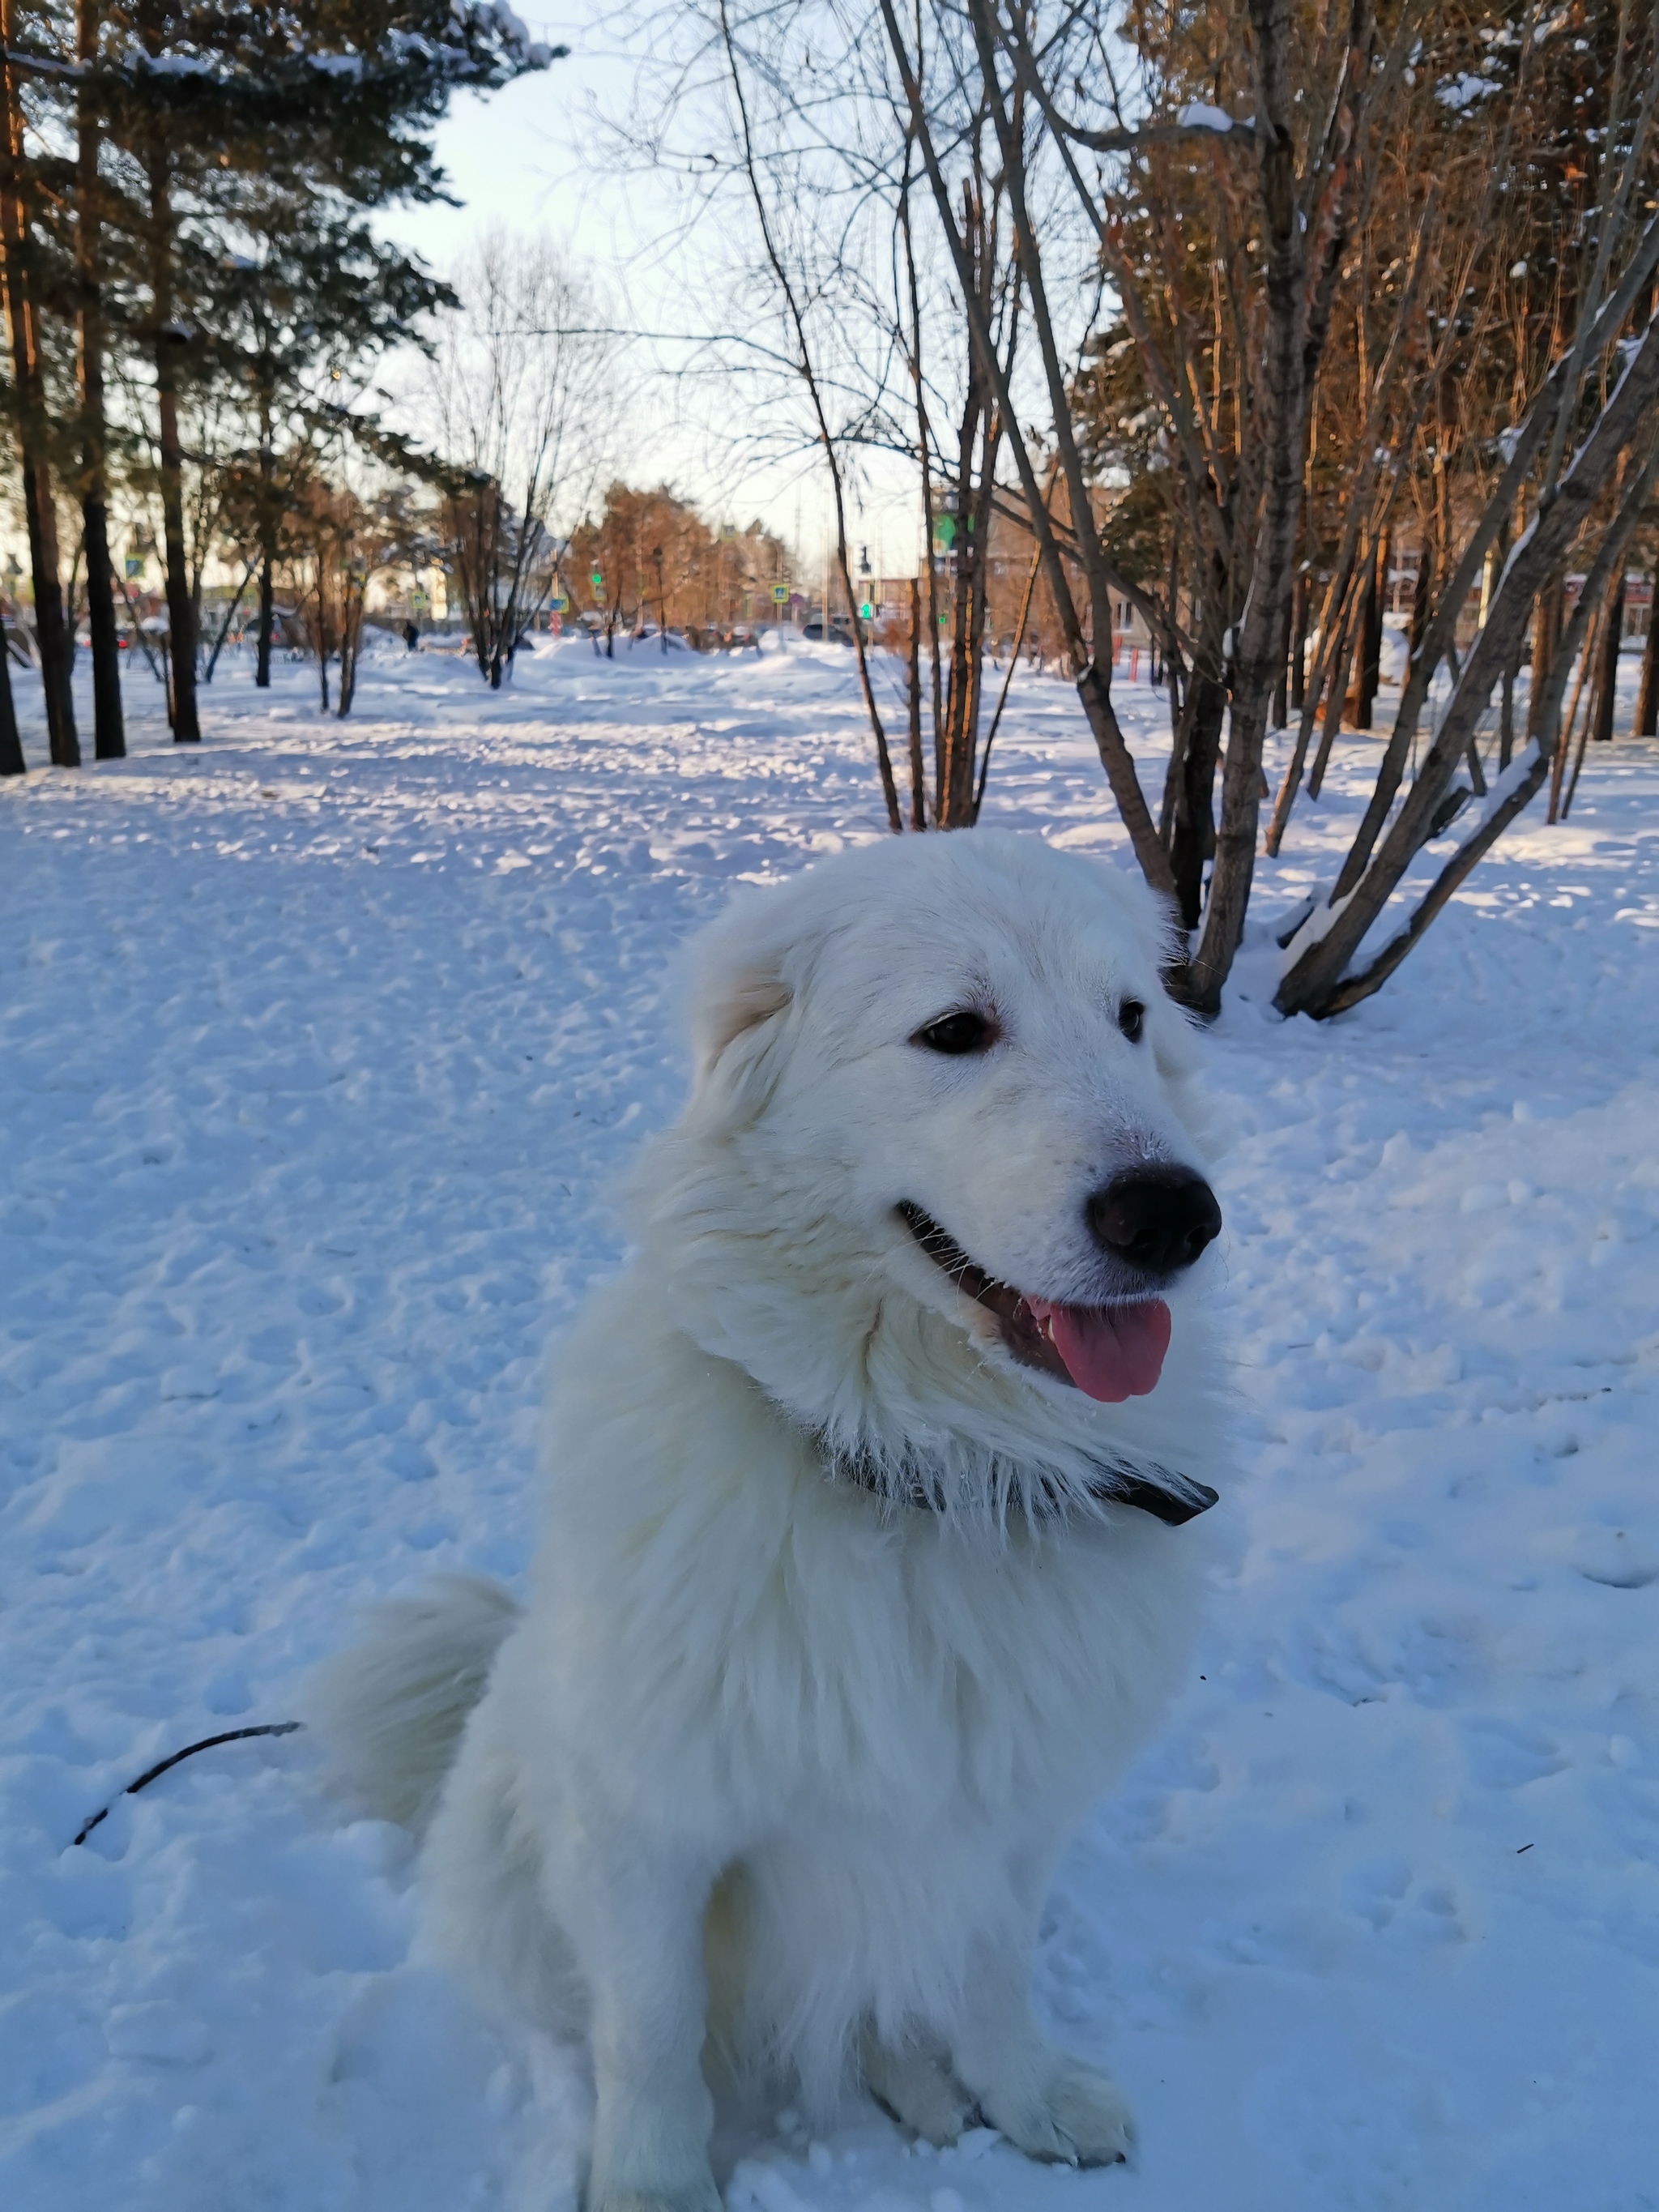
208, 195, 458, 686
6, 1, 560, 746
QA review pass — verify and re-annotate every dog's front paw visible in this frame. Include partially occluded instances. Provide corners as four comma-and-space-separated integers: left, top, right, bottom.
862, 2032, 979, 2146
983, 2059, 1134, 2168
590, 2183, 724, 2212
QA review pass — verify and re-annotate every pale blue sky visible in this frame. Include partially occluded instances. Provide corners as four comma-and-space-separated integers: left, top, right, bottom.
378, 18, 921, 573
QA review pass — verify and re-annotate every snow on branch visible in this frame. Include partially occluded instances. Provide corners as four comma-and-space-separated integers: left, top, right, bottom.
1175, 101, 1239, 132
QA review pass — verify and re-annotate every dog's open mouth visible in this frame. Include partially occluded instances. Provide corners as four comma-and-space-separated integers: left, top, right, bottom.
898, 1202, 1171, 1403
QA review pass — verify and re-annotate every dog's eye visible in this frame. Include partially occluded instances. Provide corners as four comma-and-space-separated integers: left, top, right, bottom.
914, 1010, 996, 1056
1117, 999, 1145, 1043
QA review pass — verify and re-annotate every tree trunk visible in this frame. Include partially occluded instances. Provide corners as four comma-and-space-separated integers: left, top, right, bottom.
1408, 531, 1435, 671
315, 571, 331, 711
77, 472, 122, 759
202, 566, 252, 682
1591, 570, 1627, 743
935, 181, 1001, 831
1186, 0, 1331, 1013
256, 551, 275, 685
1164, 532, 1184, 739
255, 383, 276, 687
961, 524, 988, 820
156, 381, 198, 740
1, 8, 78, 767
1289, 566, 1311, 711
1486, 512, 1516, 768
940, 457, 996, 826
75, 1, 122, 759
1164, 566, 1228, 912
975, 544, 1041, 822
0, 620, 22, 775
906, 579, 926, 830
1499, 666, 1516, 770
1637, 582, 1659, 735
1307, 581, 1363, 801
1271, 583, 1292, 729
338, 572, 360, 718
1354, 531, 1386, 730
1527, 581, 1563, 746
943, 528, 972, 822
148, 158, 198, 743
1167, 671, 1226, 932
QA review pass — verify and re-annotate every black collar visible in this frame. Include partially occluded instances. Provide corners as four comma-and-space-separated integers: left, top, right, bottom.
817, 1434, 1217, 1527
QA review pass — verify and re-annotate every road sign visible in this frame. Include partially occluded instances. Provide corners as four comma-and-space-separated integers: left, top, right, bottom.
770, 583, 788, 604
550, 592, 569, 613
124, 556, 143, 579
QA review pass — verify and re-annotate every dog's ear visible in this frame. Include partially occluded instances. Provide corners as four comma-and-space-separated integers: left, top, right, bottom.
689, 958, 791, 1087
683, 898, 795, 1095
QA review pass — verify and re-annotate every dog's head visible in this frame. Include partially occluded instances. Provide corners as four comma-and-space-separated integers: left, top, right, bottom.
637, 831, 1224, 1504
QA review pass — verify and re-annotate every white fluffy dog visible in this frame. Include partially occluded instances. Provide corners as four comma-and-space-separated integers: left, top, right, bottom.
312, 829, 1227, 2206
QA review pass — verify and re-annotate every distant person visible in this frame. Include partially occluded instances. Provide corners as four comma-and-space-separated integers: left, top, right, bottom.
403, 619, 419, 651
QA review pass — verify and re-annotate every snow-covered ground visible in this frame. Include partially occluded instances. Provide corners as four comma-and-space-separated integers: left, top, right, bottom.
3, 637, 1656, 2212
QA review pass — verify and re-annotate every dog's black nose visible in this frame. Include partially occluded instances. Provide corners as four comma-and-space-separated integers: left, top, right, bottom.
1086, 1168, 1222, 1275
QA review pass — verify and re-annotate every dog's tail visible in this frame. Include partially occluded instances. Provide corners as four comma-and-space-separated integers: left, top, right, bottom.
304, 1574, 521, 1834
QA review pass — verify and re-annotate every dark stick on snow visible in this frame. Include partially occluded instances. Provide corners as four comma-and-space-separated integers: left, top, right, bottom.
71, 1722, 304, 1846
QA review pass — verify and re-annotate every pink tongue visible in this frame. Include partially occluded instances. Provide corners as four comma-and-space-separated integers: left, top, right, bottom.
1028, 1298, 1172, 1402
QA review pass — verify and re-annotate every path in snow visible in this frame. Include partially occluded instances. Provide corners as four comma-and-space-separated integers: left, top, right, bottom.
2, 640, 1656, 2211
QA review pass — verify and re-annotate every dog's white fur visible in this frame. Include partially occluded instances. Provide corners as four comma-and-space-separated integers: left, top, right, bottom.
311, 830, 1227, 2208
